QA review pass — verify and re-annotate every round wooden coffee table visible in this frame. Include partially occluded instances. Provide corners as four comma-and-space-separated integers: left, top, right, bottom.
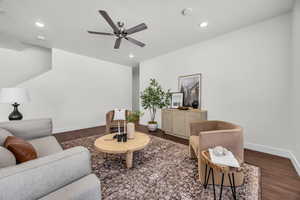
94, 132, 150, 168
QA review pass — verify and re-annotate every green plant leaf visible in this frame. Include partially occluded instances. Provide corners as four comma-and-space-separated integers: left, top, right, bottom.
140, 79, 171, 122
126, 111, 144, 123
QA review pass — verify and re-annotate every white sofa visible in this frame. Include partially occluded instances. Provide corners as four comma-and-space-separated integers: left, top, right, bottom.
0, 118, 101, 200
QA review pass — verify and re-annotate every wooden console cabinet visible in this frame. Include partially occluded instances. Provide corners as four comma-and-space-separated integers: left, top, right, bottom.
161, 109, 207, 139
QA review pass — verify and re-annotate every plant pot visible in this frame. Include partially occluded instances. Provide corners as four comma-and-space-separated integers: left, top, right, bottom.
127, 122, 135, 139
148, 122, 158, 132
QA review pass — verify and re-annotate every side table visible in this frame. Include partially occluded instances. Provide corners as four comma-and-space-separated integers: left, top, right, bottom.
201, 150, 243, 200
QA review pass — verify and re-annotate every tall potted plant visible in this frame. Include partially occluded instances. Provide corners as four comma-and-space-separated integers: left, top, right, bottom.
141, 79, 171, 131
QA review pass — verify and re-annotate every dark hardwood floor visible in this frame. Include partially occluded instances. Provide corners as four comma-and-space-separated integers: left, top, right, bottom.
54, 125, 300, 200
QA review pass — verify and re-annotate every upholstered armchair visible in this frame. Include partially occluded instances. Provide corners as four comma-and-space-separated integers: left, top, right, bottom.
106, 110, 131, 133
189, 120, 244, 186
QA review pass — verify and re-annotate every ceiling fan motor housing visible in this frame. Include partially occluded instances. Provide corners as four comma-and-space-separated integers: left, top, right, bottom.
88, 10, 147, 49
115, 22, 126, 37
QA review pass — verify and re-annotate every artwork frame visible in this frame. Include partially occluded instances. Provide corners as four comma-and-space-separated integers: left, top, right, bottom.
171, 92, 183, 108
178, 73, 202, 108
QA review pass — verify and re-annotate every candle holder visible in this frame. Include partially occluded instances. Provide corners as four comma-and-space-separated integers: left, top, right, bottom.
117, 134, 122, 142
122, 133, 127, 142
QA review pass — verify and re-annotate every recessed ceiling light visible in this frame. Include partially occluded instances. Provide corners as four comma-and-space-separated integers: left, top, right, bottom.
35, 21, 45, 28
199, 22, 208, 28
129, 53, 134, 58
37, 35, 46, 40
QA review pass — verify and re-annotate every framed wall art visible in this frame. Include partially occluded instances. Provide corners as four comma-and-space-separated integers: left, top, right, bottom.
178, 73, 202, 108
171, 92, 183, 108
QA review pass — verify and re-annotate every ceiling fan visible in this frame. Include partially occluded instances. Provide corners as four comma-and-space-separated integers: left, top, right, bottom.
88, 10, 148, 49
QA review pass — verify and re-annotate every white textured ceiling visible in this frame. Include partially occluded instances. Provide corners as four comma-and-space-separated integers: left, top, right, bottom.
0, 0, 294, 66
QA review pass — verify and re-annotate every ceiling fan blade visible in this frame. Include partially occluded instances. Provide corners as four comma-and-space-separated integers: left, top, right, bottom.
87, 31, 114, 36
125, 37, 146, 47
99, 10, 119, 33
125, 23, 147, 35
114, 38, 122, 49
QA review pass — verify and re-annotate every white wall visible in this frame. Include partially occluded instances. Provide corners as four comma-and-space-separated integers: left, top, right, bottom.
140, 14, 292, 151
132, 66, 140, 111
0, 49, 132, 133
0, 46, 51, 87
291, 0, 300, 174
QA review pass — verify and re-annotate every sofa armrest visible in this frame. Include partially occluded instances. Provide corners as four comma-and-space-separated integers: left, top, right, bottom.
0, 146, 92, 200
199, 129, 244, 163
0, 118, 52, 140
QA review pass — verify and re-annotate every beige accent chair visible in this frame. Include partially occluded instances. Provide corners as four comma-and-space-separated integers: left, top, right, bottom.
106, 110, 131, 133
189, 120, 244, 186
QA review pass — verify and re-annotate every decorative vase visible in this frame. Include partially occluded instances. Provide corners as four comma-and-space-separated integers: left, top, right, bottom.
127, 122, 135, 139
9, 103, 23, 121
148, 122, 158, 132
192, 100, 199, 109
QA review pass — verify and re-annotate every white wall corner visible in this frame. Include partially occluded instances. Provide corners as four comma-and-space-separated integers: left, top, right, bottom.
245, 142, 300, 176
289, 152, 300, 176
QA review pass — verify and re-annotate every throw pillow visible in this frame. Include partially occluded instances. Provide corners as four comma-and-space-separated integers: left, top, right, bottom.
4, 136, 38, 163
0, 128, 13, 146
0, 146, 16, 168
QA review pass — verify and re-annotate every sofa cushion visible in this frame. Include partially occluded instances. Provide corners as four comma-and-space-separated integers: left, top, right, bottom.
190, 135, 199, 156
0, 128, 13, 146
29, 136, 63, 157
4, 136, 38, 163
0, 146, 16, 168
39, 174, 101, 200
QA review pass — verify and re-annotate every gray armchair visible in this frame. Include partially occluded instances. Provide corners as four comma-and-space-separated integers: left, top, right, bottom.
0, 118, 101, 200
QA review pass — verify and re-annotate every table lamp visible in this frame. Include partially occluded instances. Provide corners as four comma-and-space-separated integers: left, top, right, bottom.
113, 109, 127, 142
0, 88, 30, 120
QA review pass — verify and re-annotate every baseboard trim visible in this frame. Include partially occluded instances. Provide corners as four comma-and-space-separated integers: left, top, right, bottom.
289, 152, 300, 176
245, 142, 300, 176
245, 142, 291, 158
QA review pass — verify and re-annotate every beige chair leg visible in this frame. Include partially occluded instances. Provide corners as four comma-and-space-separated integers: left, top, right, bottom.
189, 144, 197, 159
106, 125, 110, 134
198, 158, 202, 182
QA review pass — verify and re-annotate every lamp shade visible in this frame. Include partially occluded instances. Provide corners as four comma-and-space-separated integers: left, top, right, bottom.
0, 88, 30, 104
113, 109, 126, 120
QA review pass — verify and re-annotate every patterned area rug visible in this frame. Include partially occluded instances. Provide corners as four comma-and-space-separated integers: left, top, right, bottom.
61, 134, 261, 200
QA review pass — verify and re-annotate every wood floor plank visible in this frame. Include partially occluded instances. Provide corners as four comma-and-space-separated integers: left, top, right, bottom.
54, 125, 300, 199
